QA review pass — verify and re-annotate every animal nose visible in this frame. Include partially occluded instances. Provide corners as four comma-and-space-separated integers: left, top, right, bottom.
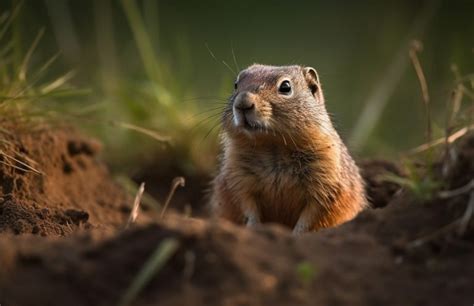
234, 94, 255, 112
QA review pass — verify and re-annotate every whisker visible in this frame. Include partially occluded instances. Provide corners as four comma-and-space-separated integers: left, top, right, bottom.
190, 112, 224, 132
181, 96, 229, 103
222, 60, 236, 76
190, 115, 222, 131
268, 119, 277, 137
203, 120, 222, 141
205, 43, 236, 76
205, 43, 218, 62
199, 111, 233, 139
231, 42, 240, 72
190, 106, 226, 119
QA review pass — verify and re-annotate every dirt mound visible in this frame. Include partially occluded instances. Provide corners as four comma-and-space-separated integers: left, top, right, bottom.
0, 124, 133, 236
0, 125, 473, 306
1, 194, 473, 306
0, 218, 308, 306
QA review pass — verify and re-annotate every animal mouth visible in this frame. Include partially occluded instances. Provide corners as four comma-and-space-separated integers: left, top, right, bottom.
236, 114, 267, 133
233, 111, 258, 130
242, 116, 261, 131
231, 107, 270, 134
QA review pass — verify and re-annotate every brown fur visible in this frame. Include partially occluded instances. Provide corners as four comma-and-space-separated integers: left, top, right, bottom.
210, 64, 367, 233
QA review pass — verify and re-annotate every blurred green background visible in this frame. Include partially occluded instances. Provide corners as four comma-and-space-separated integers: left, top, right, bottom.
1, 0, 473, 177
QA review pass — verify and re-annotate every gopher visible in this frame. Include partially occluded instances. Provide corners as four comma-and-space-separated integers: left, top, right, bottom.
210, 64, 367, 234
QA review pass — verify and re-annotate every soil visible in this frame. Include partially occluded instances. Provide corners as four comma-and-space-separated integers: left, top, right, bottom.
0, 124, 142, 237
0, 124, 473, 306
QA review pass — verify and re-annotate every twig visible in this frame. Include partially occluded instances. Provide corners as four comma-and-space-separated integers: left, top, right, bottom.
407, 189, 474, 248
125, 182, 145, 229
160, 177, 185, 219
438, 180, 474, 199
458, 190, 474, 235
407, 220, 458, 249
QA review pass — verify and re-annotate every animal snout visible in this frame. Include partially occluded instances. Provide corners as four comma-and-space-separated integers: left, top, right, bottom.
233, 92, 259, 128
234, 94, 255, 113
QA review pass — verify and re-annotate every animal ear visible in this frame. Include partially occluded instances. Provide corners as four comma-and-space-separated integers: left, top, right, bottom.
303, 67, 320, 96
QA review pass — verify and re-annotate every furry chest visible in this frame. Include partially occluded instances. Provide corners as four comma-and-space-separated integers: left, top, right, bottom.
240, 153, 313, 226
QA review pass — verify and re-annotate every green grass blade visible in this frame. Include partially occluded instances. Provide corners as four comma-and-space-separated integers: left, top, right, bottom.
0, 1, 22, 42
18, 28, 45, 82
118, 238, 180, 306
120, 0, 161, 85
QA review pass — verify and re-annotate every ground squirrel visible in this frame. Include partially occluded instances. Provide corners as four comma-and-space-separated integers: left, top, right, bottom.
210, 64, 367, 234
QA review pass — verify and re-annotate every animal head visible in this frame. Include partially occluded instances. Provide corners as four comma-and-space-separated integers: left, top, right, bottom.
222, 64, 328, 143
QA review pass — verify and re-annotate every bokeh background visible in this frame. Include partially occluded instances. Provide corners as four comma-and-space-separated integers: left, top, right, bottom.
1, 0, 473, 179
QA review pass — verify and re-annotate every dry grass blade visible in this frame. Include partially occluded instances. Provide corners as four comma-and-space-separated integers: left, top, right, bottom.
116, 176, 162, 211
0, 150, 43, 175
41, 70, 76, 94
125, 182, 145, 229
13, 148, 40, 166
0, 159, 34, 173
409, 41, 430, 105
409, 40, 432, 145
0, 140, 41, 168
160, 177, 185, 219
409, 125, 472, 154
113, 121, 171, 143
447, 65, 464, 130
118, 238, 180, 306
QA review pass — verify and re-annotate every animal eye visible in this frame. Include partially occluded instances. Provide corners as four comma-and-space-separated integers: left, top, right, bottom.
234, 82, 238, 90
278, 80, 292, 94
